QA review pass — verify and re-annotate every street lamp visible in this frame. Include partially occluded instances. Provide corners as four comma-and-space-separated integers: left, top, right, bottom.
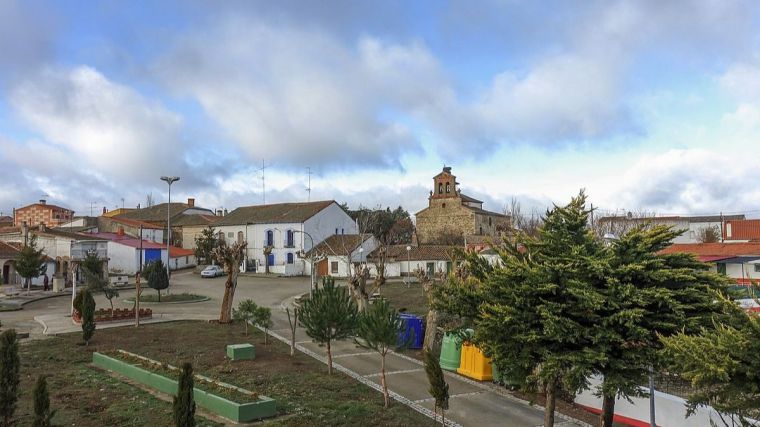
406, 245, 411, 287
160, 176, 179, 291
288, 229, 315, 298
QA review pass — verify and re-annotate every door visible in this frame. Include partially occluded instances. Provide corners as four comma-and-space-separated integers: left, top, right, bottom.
2, 264, 8, 284
267, 253, 275, 267
426, 262, 435, 276
317, 259, 328, 277
144, 249, 161, 264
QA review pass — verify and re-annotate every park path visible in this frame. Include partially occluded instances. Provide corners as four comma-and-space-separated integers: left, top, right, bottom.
267, 295, 588, 427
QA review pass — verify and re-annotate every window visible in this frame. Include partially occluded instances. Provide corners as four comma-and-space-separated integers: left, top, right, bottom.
489, 217, 492, 227
287, 253, 294, 264
227, 232, 234, 238
479, 226, 483, 234
218, 232, 225, 242
237, 231, 244, 244
331, 261, 339, 274
717, 263, 726, 275
286, 230, 294, 247
266, 230, 274, 246
754, 264, 760, 273
442, 203, 446, 208
445, 182, 450, 193
438, 183, 443, 194
335, 228, 339, 235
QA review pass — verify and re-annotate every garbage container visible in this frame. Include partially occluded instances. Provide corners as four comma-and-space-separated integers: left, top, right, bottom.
398, 313, 424, 349
439, 332, 463, 371
457, 342, 492, 381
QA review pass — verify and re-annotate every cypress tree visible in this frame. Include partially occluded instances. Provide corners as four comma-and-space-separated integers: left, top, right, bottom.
13, 235, 47, 295
173, 362, 196, 427
80, 288, 96, 345
299, 277, 358, 374
32, 375, 54, 427
355, 299, 406, 408
424, 350, 449, 425
0, 329, 20, 427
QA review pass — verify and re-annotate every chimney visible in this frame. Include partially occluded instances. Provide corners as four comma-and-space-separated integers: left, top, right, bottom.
187, 198, 195, 207
117, 227, 125, 237
39, 199, 46, 205
216, 209, 223, 216
223, 208, 228, 216
103, 206, 107, 214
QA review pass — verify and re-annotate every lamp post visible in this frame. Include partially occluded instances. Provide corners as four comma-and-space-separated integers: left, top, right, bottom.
406, 245, 411, 287
160, 176, 179, 291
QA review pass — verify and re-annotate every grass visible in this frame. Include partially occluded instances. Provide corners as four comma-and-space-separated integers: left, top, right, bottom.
378, 280, 429, 316
129, 292, 207, 303
14, 321, 429, 426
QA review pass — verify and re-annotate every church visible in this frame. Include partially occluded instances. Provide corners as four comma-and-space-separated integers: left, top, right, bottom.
415, 166, 510, 245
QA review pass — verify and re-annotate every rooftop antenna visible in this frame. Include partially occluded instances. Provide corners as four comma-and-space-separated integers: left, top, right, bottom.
90, 201, 96, 217
306, 166, 312, 202
121, 197, 125, 209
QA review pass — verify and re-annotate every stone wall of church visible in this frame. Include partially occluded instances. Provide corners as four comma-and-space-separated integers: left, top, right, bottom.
416, 198, 475, 244
474, 213, 511, 236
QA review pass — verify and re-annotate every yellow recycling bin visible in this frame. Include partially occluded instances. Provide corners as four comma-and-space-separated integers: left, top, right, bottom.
456, 342, 492, 381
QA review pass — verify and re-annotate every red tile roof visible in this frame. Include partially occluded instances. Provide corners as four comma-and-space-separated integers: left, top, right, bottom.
660, 242, 760, 257
169, 247, 194, 258
107, 217, 164, 229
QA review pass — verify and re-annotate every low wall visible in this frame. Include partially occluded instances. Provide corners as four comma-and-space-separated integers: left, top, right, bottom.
575, 375, 757, 427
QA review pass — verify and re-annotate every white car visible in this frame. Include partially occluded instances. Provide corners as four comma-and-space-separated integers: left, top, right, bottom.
200, 265, 224, 278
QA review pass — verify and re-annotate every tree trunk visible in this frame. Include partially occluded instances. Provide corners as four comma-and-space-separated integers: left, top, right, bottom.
423, 309, 438, 351
600, 393, 616, 427
544, 380, 557, 427
287, 308, 297, 357
109, 299, 114, 319
219, 271, 238, 323
244, 320, 248, 335
264, 328, 268, 345
381, 353, 389, 408
327, 340, 333, 375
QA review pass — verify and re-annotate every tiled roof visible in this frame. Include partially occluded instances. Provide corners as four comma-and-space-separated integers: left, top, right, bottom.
85, 232, 166, 249
169, 247, 195, 257
106, 217, 164, 230
0, 241, 21, 258
660, 242, 760, 257
307, 234, 368, 256
371, 245, 459, 261
463, 205, 508, 217
16, 202, 73, 212
215, 200, 335, 226
115, 203, 213, 222
0, 225, 109, 241
0, 216, 13, 224
459, 193, 483, 204
172, 214, 220, 227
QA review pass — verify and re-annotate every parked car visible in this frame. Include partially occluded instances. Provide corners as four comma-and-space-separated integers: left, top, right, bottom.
200, 265, 224, 278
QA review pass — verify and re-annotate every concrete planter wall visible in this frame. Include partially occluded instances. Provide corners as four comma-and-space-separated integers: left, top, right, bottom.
92, 352, 276, 422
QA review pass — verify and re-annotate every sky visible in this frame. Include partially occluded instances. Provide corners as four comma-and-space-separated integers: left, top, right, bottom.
2, 0, 760, 220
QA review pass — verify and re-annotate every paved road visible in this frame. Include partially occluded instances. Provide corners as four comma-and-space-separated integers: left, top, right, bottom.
4, 271, 586, 427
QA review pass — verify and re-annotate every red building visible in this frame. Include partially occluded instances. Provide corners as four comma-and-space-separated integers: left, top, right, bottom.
14, 199, 74, 228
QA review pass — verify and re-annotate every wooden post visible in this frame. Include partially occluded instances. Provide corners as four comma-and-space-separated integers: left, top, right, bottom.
135, 273, 141, 327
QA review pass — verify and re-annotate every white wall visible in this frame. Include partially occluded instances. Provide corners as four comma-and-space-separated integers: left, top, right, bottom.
576, 375, 758, 427
170, 254, 196, 270
107, 242, 138, 275
304, 203, 357, 253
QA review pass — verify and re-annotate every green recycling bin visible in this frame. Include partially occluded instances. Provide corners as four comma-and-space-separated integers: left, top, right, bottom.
439, 332, 463, 371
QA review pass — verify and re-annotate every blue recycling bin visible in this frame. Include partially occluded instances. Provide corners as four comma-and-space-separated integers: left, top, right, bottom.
398, 313, 424, 349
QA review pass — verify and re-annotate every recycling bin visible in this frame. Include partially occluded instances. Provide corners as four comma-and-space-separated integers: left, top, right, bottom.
398, 313, 424, 349
457, 342, 492, 381
439, 332, 463, 371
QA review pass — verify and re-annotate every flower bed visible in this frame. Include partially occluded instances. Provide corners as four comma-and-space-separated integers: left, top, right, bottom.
72, 308, 152, 324
92, 350, 276, 422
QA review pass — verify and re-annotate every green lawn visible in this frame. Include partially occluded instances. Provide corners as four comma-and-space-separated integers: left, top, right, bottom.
14, 321, 429, 426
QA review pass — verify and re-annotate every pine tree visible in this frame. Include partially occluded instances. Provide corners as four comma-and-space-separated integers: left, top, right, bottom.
193, 226, 218, 265
13, 235, 47, 295
299, 277, 358, 374
173, 362, 196, 427
145, 260, 169, 302
594, 224, 733, 427
0, 329, 20, 426
233, 299, 258, 336
32, 375, 54, 427
355, 299, 406, 408
475, 192, 607, 427
424, 350, 449, 425
80, 288, 96, 345
662, 300, 760, 424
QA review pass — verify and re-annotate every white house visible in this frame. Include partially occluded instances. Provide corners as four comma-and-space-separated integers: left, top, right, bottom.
213, 200, 357, 275
307, 234, 379, 278
0, 241, 56, 287
86, 232, 169, 275
370, 245, 459, 278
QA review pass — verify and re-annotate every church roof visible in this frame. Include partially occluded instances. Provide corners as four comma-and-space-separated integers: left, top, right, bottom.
459, 193, 483, 204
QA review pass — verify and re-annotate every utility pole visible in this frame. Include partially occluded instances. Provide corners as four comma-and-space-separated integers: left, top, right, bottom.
306, 166, 312, 202
89, 201, 95, 217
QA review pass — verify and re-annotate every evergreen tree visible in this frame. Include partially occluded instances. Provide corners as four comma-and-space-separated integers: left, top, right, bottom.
80, 288, 96, 345
145, 260, 169, 302
0, 329, 20, 427
233, 299, 258, 336
81, 252, 104, 278
13, 235, 47, 295
355, 299, 407, 408
662, 301, 760, 424
32, 375, 54, 427
173, 362, 196, 427
254, 305, 273, 345
594, 224, 732, 427
193, 226, 217, 265
299, 277, 358, 374
424, 350, 449, 425
475, 192, 607, 427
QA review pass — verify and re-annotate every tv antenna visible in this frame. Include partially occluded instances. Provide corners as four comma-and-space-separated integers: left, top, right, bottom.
306, 167, 312, 202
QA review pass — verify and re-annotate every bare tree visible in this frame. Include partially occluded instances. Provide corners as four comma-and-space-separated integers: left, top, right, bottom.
415, 267, 439, 352
504, 197, 543, 238
213, 240, 247, 323
145, 193, 155, 208
697, 225, 721, 243
286, 307, 298, 357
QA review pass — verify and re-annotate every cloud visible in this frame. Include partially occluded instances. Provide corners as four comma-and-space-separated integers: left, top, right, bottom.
614, 149, 760, 214
0, 1, 56, 83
